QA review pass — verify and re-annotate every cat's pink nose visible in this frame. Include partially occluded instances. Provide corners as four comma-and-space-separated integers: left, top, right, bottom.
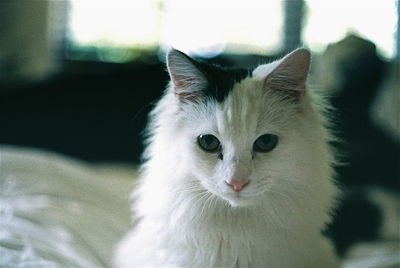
225, 179, 249, 192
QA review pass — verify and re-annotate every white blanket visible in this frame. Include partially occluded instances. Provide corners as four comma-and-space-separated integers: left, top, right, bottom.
0, 146, 134, 267
0, 146, 398, 267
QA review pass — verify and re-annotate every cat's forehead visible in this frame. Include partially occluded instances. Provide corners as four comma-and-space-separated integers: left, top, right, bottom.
215, 77, 267, 134
195, 62, 251, 103
183, 77, 265, 139
181, 61, 296, 137
198, 60, 277, 104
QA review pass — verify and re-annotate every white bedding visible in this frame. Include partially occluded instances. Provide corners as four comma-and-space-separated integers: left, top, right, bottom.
0, 146, 398, 267
0, 146, 134, 267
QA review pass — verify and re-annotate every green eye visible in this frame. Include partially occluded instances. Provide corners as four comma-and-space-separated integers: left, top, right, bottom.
253, 134, 278, 152
197, 134, 221, 152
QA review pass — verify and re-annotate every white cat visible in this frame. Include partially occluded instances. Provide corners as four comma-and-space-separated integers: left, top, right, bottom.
113, 48, 340, 267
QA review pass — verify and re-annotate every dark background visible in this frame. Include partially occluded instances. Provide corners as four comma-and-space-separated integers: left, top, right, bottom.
0, 60, 166, 163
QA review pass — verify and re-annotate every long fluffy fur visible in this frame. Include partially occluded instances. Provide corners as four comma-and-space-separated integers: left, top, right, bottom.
114, 50, 339, 267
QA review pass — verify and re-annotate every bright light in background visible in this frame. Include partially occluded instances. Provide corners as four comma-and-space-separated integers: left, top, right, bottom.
304, 0, 397, 58
161, 0, 283, 56
69, 0, 283, 58
69, 0, 160, 48
68, 0, 397, 61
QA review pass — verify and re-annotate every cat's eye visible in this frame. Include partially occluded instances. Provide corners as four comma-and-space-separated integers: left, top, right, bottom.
197, 134, 221, 152
253, 134, 278, 152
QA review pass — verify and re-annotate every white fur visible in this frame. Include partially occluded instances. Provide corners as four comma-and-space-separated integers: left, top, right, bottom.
114, 51, 339, 267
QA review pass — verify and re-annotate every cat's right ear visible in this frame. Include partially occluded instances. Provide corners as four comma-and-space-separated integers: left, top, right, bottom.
254, 48, 311, 103
166, 49, 208, 101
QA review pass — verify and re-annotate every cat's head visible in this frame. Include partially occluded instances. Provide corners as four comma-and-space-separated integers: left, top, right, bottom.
162, 48, 330, 208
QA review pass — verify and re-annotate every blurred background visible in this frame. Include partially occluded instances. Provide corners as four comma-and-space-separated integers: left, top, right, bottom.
0, 0, 399, 259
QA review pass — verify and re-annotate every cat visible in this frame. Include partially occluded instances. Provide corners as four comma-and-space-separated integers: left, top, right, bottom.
113, 48, 340, 267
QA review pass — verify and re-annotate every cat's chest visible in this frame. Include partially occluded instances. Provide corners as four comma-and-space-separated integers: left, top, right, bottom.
170, 216, 275, 266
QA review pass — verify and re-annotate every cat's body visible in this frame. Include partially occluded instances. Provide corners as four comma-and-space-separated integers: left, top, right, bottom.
114, 49, 339, 267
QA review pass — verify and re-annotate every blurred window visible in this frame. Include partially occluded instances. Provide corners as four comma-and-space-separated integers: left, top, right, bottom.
67, 0, 397, 61
304, 0, 397, 59
67, 0, 283, 61
160, 0, 283, 57
67, 0, 161, 62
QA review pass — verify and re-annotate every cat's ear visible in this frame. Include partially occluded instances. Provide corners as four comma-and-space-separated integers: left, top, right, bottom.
166, 49, 208, 101
263, 48, 311, 102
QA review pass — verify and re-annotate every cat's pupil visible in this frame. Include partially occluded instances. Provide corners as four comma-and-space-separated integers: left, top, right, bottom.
253, 134, 278, 152
197, 134, 221, 152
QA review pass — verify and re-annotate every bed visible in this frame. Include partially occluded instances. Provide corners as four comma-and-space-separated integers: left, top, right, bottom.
0, 146, 398, 267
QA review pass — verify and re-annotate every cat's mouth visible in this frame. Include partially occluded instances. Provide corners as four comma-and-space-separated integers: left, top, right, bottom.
224, 193, 253, 207
200, 180, 262, 207
217, 181, 272, 207
220, 188, 259, 207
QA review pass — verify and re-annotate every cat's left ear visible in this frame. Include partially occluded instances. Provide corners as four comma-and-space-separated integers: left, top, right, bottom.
261, 48, 311, 102
166, 49, 208, 102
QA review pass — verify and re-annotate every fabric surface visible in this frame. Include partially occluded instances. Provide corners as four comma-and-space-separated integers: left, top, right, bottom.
0, 146, 398, 267
0, 146, 134, 267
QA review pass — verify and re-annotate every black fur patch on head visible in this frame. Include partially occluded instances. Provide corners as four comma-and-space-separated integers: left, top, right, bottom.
193, 60, 251, 103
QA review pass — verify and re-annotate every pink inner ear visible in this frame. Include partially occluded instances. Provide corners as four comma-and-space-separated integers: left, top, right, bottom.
173, 76, 200, 91
277, 49, 310, 83
166, 49, 209, 102
171, 76, 205, 102
264, 49, 311, 101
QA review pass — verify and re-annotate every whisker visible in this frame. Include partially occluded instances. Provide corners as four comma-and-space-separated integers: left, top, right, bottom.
171, 188, 205, 195
170, 184, 206, 195
206, 194, 218, 212
197, 192, 213, 218
264, 188, 293, 201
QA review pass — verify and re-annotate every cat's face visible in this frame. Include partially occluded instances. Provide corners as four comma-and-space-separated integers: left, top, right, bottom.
166, 49, 317, 207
